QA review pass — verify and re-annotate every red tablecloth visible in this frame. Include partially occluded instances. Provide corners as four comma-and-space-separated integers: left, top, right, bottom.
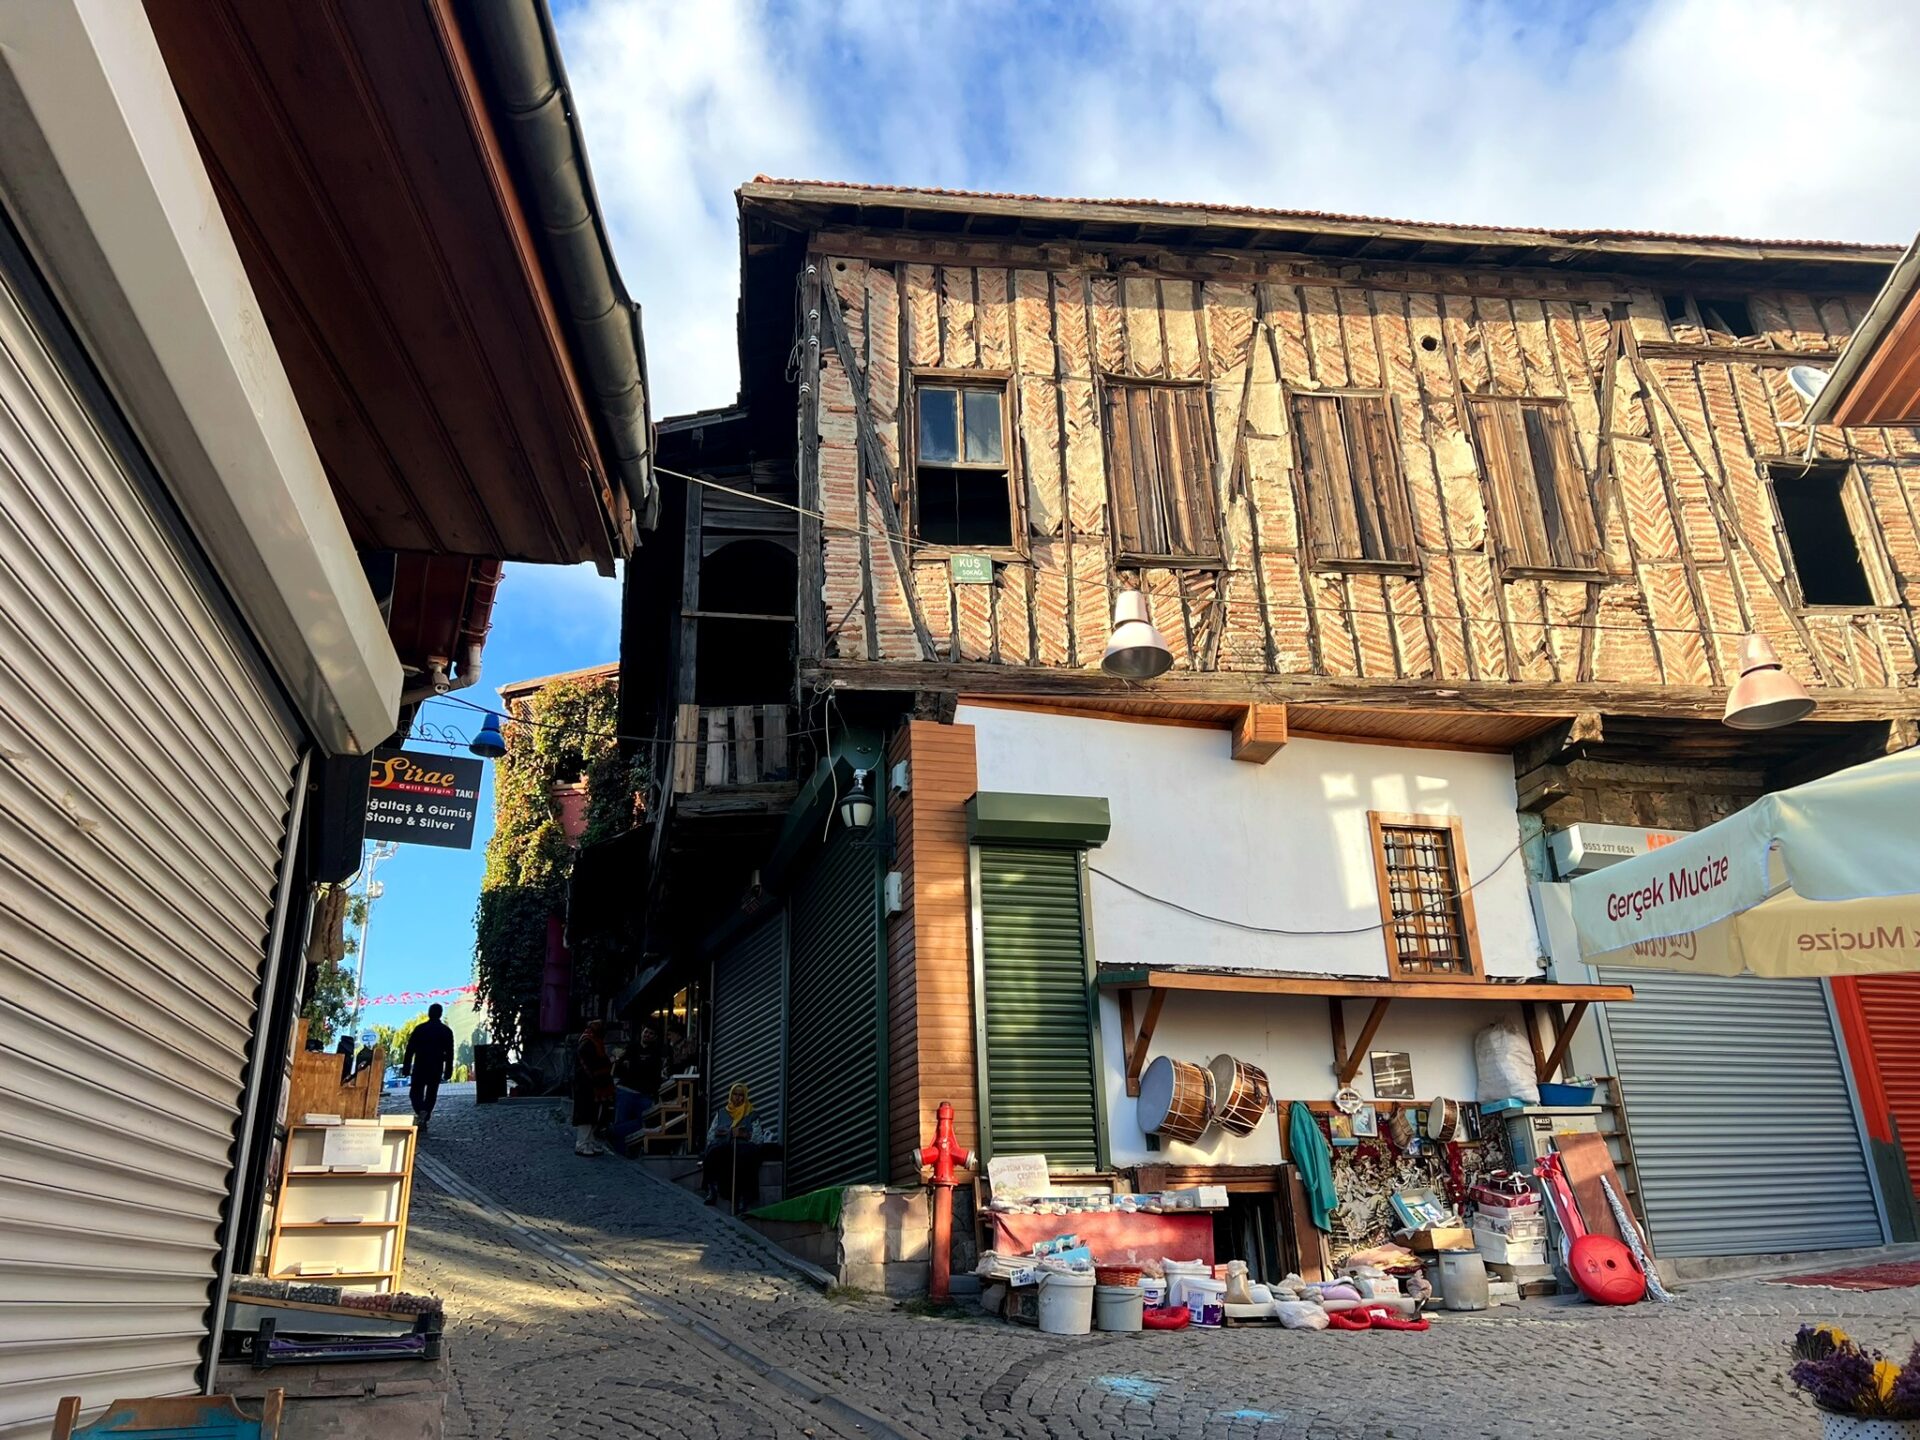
990, 1210, 1214, 1266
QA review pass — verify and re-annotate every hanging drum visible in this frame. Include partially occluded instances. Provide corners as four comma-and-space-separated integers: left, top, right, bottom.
1207, 1055, 1273, 1136
1138, 1056, 1212, 1144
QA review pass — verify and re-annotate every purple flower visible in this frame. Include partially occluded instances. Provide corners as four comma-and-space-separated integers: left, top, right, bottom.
1890, 1343, 1920, 1419
1791, 1346, 1877, 1414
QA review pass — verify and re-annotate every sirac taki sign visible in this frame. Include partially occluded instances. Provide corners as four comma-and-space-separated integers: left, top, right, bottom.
364, 749, 482, 850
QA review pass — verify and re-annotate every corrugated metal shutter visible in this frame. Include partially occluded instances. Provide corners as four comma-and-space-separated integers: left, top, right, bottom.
709, 909, 786, 1144
1598, 969, 1882, 1257
978, 846, 1098, 1168
0, 245, 301, 1434
1853, 975, 1920, 1203
784, 829, 882, 1194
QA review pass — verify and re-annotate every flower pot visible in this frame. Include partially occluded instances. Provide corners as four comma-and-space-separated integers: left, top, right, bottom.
1820, 1414, 1920, 1439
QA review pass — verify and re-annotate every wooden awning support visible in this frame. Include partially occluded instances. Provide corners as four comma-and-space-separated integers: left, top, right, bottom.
1102, 969, 1632, 1096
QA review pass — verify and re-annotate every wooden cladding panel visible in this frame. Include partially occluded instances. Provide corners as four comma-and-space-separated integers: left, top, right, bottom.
804, 250, 1913, 693
887, 721, 980, 1179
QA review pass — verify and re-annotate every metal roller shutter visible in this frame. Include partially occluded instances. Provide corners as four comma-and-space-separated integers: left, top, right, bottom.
977, 846, 1098, 1168
0, 245, 302, 1435
709, 909, 787, 1144
1598, 969, 1882, 1257
1851, 975, 1920, 1203
783, 828, 883, 1195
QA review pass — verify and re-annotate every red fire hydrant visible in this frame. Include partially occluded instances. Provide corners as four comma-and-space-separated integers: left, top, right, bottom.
920, 1101, 977, 1302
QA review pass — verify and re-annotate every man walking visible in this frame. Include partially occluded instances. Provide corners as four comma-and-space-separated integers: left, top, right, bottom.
401, 1003, 455, 1134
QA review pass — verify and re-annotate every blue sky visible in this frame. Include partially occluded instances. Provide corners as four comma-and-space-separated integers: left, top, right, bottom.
360, 0, 1920, 1010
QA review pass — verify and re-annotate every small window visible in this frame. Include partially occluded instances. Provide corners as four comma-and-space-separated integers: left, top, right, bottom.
1661, 293, 1692, 325
1768, 462, 1887, 608
1466, 397, 1602, 573
1291, 392, 1416, 568
1697, 296, 1757, 340
1368, 812, 1480, 980
1101, 380, 1220, 561
912, 381, 1013, 548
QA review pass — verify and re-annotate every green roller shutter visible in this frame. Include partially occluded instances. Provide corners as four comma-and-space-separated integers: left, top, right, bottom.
709, 909, 786, 1144
977, 845, 1099, 1168
784, 828, 883, 1193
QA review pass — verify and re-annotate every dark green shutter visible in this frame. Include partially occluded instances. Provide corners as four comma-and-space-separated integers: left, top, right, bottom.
709, 908, 786, 1144
784, 828, 884, 1193
978, 845, 1099, 1168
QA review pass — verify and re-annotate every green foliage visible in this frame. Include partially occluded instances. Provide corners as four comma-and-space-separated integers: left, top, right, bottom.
473, 677, 643, 1050
373, 1012, 428, 1066
301, 953, 357, 1048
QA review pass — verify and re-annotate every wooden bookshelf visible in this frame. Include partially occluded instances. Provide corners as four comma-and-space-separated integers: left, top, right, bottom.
266, 1120, 417, 1294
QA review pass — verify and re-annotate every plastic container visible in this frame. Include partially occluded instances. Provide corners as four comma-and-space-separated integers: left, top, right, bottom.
1093, 1284, 1144, 1332
1138, 1277, 1168, 1309
1037, 1270, 1096, 1335
1470, 1224, 1546, 1266
1172, 1274, 1225, 1311
1538, 1082, 1598, 1106
1437, 1250, 1491, 1312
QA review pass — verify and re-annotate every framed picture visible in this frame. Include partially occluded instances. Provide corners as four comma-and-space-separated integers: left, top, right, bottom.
1370, 1050, 1415, 1100
1329, 1112, 1353, 1140
1351, 1106, 1379, 1139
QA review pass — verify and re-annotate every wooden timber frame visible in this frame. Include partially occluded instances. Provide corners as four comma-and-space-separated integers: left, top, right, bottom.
1100, 969, 1633, 1097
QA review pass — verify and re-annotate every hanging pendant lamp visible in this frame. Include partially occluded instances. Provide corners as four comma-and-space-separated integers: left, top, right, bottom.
1101, 590, 1174, 680
469, 711, 508, 758
838, 769, 876, 832
1722, 634, 1816, 730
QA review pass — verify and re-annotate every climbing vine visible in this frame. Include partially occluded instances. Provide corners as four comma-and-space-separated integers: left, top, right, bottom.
472, 676, 639, 1051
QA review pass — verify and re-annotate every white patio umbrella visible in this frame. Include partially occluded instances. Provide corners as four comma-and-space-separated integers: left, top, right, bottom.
1571, 747, 1920, 976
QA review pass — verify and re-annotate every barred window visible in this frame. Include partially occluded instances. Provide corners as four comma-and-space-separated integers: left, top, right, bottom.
1367, 812, 1481, 979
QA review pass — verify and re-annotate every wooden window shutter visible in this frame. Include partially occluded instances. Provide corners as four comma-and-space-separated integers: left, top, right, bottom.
1102, 381, 1219, 560
1469, 397, 1536, 569
1294, 392, 1414, 566
1526, 402, 1600, 570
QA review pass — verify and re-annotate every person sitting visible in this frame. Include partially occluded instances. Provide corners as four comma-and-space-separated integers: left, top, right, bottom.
701, 1083, 774, 1214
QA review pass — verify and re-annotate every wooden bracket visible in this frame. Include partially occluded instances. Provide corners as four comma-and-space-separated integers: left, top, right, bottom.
1121, 987, 1166, 1097
1329, 996, 1392, 1087
1231, 704, 1288, 763
1537, 1000, 1589, 1082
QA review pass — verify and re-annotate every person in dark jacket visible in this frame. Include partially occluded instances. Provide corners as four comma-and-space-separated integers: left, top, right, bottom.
401, 1004, 455, 1132
573, 1020, 615, 1156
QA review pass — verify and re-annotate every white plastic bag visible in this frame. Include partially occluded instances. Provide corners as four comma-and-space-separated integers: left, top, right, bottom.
1273, 1300, 1330, 1330
1475, 1019, 1541, 1105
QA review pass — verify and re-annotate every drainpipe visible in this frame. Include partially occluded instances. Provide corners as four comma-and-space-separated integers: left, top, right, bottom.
400, 559, 502, 706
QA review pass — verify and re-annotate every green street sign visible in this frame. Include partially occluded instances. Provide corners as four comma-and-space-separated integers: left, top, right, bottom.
949, 553, 994, 585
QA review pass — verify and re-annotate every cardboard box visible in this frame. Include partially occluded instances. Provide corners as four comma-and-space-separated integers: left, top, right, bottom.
1401, 1226, 1475, 1252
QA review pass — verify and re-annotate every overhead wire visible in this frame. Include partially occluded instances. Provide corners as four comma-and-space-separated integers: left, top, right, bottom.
1087, 835, 1526, 940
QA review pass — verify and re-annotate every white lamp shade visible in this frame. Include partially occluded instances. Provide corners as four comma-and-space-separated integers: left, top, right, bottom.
1723, 634, 1816, 730
1101, 590, 1174, 680
838, 771, 876, 831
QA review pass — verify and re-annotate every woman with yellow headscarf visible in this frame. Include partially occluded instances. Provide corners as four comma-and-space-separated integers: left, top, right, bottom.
702, 1082, 774, 1213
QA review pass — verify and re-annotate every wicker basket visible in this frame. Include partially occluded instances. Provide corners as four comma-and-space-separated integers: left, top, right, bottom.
1094, 1265, 1143, 1288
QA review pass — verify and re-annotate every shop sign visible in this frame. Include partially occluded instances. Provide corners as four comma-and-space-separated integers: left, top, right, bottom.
949, 553, 993, 585
364, 749, 482, 850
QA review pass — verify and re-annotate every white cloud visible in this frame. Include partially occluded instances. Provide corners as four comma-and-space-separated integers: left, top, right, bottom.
558, 0, 1920, 419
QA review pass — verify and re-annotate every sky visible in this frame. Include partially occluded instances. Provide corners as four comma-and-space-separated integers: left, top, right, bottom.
356, 0, 1920, 1012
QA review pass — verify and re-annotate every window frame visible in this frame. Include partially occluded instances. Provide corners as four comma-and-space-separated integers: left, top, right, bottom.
1658, 291, 1764, 345
1464, 395, 1606, 579
1762, 458, 1899, 614
1098, 376, 1223, 568
1366, 810, 1482, 982
905, 368, 1024, 558
1288, 388, 1419, 573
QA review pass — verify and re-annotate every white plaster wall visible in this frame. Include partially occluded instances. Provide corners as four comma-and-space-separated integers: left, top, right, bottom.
957, 705, 1549, 1167
1095, 990, 1528, 1167
959, 706, 1543, 981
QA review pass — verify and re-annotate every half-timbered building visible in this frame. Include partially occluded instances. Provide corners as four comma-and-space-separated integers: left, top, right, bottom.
613, 180, 1920, 1279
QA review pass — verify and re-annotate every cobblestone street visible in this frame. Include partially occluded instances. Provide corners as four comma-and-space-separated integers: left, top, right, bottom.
400, 1096, 1919, 1439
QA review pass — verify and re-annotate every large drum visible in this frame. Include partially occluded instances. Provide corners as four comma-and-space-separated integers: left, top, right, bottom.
1138, 1056, 1212, 1143
1207, 1055, 1272, 1136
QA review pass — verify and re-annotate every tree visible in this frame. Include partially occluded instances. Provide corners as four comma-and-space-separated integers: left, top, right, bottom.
373, 1012, 429, 1068
473, 677, 641, 1051
301, 889, 368, 1046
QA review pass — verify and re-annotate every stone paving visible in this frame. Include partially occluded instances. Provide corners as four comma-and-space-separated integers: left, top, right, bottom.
397, 1094, 1920, 1440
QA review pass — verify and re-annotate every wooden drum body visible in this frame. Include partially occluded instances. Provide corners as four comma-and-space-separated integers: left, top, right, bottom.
1138, 1056, 1212, 1143
1207, 1054, 1272, 1136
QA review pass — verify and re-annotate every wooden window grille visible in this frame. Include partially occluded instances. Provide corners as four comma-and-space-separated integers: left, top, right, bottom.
1466, 397, 1602, 574
1290, 392, 1416, 568
1100, 380, 1221, 562
1367, 811, 1481, 979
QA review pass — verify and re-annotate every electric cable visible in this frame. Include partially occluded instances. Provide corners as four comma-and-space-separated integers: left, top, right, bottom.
1087, 835, 1525, 939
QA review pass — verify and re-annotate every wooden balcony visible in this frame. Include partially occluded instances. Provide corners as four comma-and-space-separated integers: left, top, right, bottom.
669, 703, 793, 794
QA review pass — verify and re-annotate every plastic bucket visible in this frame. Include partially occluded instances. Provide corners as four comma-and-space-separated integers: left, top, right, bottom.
1437, 1250, 1490, 1312
1093, 1284, 1144, 1332
1037, 1271, 1096, 1335
1172, 1274, 1225, 1311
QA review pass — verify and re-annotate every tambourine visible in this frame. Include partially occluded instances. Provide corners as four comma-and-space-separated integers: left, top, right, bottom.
1425, 1096, 1461, 1142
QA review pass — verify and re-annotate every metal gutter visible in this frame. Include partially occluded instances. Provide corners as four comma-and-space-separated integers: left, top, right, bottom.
459, 0, 656, 531
1805, 232, 1920, 427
